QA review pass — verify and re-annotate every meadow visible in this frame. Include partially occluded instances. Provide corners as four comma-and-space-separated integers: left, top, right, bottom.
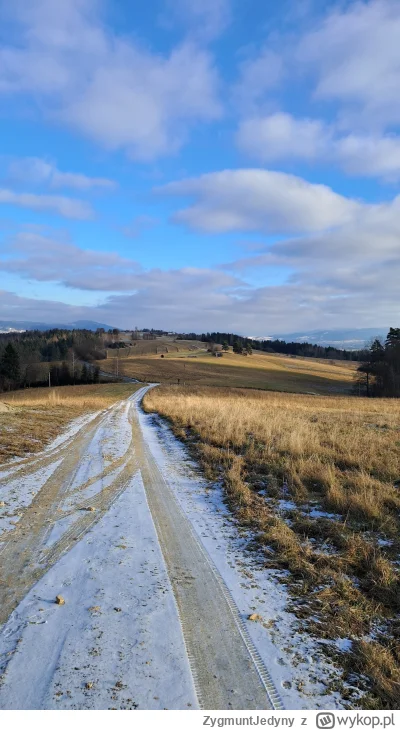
0, 383, 139, 463
143, 385, 400, 708
98, 347, 357, 395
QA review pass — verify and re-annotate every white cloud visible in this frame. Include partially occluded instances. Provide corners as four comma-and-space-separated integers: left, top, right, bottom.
237, 113, 330, 162
158, 169, 361, 234
0, 231, 140, 290
62, 42, 221, 160
297, 0, 400, 129
237, 112, 400, 181
0, 0, 222, 160
0, 189, 93, 219
7, 157, 115, 190
335, 135, 400, 180
233, 49, 284, 111
232, 2, 400, 179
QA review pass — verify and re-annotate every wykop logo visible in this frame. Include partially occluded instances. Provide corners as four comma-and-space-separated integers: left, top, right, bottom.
316, 715, 336, 729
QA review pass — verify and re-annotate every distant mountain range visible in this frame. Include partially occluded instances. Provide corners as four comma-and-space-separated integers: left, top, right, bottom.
0, 320, 116, 333
251, 328, 389, 350
0, 321, 390, 349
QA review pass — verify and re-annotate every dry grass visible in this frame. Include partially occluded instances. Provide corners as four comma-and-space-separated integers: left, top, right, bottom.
0, 383, 139, 463
144, 385, 400, 708
98, 349, 356, 395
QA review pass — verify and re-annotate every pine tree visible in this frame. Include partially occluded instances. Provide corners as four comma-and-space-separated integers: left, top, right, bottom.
386, 328, 400, 348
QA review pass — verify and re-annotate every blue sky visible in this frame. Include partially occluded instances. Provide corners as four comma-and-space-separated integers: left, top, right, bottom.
0, 0, 399, 334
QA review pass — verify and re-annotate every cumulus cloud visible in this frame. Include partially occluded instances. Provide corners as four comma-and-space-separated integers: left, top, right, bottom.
297, 0, 400, 129
237, 112, 400, 181
0, 0, 222, 160
232, 2, 400, 179
0, 189, 93, 219
237, 113, 330, 162
334, 135, 400, 180
7, 157, 115, 191
158, 169, 361, 234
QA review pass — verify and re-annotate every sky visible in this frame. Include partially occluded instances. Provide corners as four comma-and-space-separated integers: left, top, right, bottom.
0, 0, 399, 335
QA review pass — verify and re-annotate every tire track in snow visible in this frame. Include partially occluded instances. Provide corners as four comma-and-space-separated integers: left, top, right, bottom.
0, 409, 109, 485
0, 403, 136, 626
132, 392, 283, 710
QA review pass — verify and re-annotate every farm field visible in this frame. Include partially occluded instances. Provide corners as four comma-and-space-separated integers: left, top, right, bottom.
0, 383, 139, 463
98, 348, 357, 395
144, 385, 400, 708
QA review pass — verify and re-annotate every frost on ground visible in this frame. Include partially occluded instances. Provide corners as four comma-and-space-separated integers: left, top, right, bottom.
0, 387, 350, 709
0, 473, 197, 710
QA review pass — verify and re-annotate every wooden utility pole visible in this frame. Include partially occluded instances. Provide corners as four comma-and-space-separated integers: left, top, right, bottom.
48, 371, 51, 388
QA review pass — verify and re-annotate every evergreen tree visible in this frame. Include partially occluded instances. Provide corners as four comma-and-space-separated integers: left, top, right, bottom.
0, 343, 20, 384
356, 330, 400, 397
386, 328, 400, 348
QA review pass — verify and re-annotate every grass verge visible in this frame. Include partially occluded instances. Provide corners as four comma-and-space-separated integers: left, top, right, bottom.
143, 385, 400, 708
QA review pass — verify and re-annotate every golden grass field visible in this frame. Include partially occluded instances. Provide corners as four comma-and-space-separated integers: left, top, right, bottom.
144, 385, 400, 708
0, 383, 139, 463
98, 347, 357, 395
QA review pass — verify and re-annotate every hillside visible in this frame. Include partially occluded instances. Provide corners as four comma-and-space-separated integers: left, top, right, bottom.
98, 346, 357, 395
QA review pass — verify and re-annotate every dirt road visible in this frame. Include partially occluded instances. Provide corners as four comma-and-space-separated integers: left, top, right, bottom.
0, 387, 282, 710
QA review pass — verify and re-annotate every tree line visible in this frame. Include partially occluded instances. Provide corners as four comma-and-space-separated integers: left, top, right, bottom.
0, 341, 101, 392
177, 331, 362, 361
356, 328, 400, 397
0, 328, 106, 392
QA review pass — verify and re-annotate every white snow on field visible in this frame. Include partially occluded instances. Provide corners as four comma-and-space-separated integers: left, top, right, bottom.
0, 411, 100, 480
43, 411, 102, 455
138, 407, 347, 711
0, 473, 198, 710
0, 460, 62, 537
